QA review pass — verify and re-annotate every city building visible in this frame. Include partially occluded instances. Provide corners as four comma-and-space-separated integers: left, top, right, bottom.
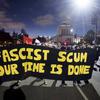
51, 22, 74, 45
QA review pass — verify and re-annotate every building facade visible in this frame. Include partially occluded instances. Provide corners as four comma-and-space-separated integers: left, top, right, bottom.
56, 22, 74, 44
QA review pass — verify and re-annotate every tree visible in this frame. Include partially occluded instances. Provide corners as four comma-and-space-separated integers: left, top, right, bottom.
84, 30, 95, 44
21, 28, 28, 37
21, 28, 27, 34
0, 28, 5, 32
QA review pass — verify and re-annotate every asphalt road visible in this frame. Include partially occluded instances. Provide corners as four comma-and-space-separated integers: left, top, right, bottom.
0, 70, 100, 100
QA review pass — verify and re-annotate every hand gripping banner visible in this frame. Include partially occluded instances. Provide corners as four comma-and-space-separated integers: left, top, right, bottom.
0, 44, 97, 82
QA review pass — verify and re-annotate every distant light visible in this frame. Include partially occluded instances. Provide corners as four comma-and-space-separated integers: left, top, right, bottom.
70, 28, 74, 33
73, 0, 92, 10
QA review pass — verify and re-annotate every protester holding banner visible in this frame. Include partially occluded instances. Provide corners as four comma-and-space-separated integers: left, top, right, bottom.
60, 45, 67, 86
0, 44, 98, 85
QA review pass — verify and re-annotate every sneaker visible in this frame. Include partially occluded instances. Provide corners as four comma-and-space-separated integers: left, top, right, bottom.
43, 81, 47, 85
62, 83, 67, 85
60, 83, 67, 87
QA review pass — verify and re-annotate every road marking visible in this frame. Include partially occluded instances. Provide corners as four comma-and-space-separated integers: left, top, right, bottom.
74, 84, 88, 100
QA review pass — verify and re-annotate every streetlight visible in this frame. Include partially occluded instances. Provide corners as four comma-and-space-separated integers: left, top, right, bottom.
72, 0, 95, 42
70, 28, 74, 33
73, 0, 93, 11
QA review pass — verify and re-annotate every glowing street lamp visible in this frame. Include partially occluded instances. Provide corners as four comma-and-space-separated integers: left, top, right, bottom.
73, 0, 93, 11
70, 28, 74, 33
71, 0, 97, 43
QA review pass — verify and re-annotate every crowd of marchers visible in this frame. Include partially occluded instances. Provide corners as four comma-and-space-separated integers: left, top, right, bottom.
0, 29, 100, 87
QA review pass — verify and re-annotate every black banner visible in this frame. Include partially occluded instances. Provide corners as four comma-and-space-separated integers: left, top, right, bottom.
0, 44, 97, 82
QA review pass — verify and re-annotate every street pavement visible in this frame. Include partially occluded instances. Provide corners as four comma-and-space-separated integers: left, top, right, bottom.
0, 70, 100, 100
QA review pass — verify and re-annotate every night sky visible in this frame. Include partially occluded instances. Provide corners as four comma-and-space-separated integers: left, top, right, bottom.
0, 0, 100, 36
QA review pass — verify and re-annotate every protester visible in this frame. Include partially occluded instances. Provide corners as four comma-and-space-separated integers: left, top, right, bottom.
1, 29, 100, 87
